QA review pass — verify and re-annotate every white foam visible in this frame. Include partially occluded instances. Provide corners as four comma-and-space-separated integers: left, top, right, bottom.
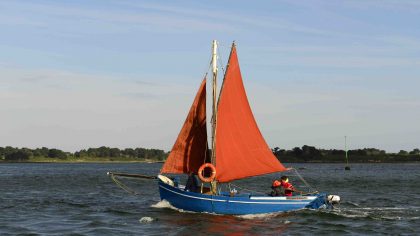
355, 207, 420, 211
151, 200, 176, 209
346, 201, 360, 207
237, 212, 288, 219
328, 206, 420, 220
139, 217, 154, 223
380, 216, 402, 220
150, 200, 196, 214
327, 208, 369, 218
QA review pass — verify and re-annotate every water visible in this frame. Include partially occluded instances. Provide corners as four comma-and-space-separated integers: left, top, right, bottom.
1, 163, 419, 235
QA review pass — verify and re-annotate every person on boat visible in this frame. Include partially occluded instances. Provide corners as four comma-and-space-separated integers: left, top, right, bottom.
270, 179, 282, 196
280, 176, 295, 196
271, 176, 296, 196
184, 172, 200, 192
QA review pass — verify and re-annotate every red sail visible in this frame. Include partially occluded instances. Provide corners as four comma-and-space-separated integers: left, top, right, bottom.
215, 45, 287, 183
161, 79, 208, 174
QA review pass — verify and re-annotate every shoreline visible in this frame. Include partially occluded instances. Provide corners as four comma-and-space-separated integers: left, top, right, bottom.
0, 158, 165, 164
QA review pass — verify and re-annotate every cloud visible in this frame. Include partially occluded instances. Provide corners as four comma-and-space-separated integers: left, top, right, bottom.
0, 14, 45, 27
246, 39, 420, 69
341, 0, 420, 12
0, 66, 202, 151
119, 92, 158, 100
1, 1, 419, 152
0, 0, 341, 37
0, 1, 233, 33
252, 55, 419, 69
281, 0, 420, 13
378, 36, 420, 50
119, 1, 335, 36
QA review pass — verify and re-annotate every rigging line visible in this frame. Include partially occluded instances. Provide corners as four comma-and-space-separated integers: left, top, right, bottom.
110, 174, 140, 195
202, 48, 213, 78
229, 183, 266, 195
204, 63, 211, 79
216, 42, 235, 108
216, 45, 226, 76
290, 168, 317, 193
202, 139, 209, 165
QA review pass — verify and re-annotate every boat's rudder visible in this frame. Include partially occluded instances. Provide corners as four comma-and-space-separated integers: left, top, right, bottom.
306, 193, 328, 209
306, 193, 341, 209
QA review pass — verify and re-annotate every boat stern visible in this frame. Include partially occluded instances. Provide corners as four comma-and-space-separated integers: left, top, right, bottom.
306, 193, 341, 209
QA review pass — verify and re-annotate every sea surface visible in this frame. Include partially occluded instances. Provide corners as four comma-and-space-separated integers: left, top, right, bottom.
1, 163, 419, 235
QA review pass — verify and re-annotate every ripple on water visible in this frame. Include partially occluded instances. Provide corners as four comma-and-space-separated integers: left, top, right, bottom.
1, 163, 420, 235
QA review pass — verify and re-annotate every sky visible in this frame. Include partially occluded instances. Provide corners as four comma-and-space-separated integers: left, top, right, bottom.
0, 0, 419, 153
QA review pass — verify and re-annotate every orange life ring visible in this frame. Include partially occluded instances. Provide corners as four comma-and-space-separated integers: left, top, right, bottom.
198, 163, 216, 183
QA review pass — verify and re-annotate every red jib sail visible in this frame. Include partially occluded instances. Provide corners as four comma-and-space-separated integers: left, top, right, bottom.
160, 78, 208, 174
215, 45, 287, 183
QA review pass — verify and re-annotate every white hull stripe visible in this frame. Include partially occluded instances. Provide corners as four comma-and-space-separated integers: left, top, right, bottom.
159, 185, 312, 205
251, 196, 317, 200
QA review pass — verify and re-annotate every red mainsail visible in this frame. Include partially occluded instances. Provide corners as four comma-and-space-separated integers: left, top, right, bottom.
160, 78, 208, 174
215, 45, 287, 183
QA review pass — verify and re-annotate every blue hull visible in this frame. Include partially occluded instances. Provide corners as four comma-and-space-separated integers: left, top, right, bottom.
158, 181, 328, 215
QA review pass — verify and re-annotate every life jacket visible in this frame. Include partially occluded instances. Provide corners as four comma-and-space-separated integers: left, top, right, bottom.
272, 180, 281, 188
281, 182, 293, 196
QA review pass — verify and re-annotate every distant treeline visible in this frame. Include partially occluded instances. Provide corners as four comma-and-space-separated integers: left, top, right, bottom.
1, 145, 419, 162
0, 146, 167, 162
272, 145, 420, 163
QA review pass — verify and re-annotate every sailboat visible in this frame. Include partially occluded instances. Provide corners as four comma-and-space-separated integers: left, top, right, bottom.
109, 41, 340, 215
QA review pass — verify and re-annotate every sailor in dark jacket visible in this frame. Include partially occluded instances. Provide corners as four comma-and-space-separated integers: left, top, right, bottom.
185, 172, 200, 192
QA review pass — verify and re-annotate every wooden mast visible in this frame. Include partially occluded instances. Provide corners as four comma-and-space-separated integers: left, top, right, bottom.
211, 40, 218, 193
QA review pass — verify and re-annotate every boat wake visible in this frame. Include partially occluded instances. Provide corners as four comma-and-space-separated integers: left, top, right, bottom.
150, 199, 419, 221
152, 200, 300, 219
318, 206, 420, 220
151, 200, 196, 214
346, 201, 361, 207
151, 200, 177, 210
238, 212, 292, 220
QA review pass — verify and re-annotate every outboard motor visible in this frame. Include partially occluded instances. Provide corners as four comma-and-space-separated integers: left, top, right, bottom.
327, 195, 341, 208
